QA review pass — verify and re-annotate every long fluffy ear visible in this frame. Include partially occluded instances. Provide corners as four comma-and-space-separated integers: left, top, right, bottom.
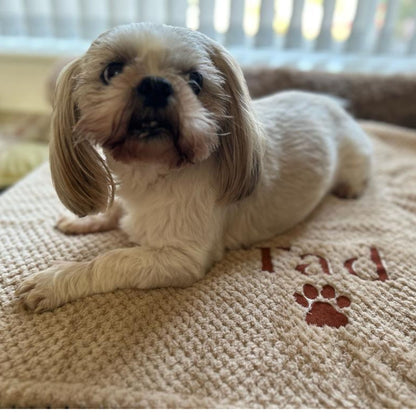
208, 43, 263, 203
50, 58, 115, 217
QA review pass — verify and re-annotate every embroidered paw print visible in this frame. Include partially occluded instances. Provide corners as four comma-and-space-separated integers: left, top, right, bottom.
294, 284, 351, 328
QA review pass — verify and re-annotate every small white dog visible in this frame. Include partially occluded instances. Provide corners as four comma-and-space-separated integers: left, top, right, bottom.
17, 23, 372, 312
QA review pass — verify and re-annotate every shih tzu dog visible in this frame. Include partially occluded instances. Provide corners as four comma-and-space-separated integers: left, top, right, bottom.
17, 23, 372, 312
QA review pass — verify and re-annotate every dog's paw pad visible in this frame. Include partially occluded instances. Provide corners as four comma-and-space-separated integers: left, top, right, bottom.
294, 284, 350, 328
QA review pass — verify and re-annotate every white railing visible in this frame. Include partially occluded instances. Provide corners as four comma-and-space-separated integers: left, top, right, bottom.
0, 0, 416, 73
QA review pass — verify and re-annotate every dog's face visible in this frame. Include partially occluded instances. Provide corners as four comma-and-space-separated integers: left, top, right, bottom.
51, 23, 262, 216
75, 24, 225, 167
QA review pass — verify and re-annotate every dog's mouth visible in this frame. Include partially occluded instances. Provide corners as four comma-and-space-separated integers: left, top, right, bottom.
105, 114, 177, 150
104, 113, 190, 166
127, 116, 174, 141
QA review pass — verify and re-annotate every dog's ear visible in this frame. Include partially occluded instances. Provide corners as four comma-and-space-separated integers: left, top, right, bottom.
50, 58, 115, 217
208, 42, 263, 203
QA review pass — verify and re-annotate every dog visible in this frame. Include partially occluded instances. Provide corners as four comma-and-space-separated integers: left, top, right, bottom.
17, 23, 372, 312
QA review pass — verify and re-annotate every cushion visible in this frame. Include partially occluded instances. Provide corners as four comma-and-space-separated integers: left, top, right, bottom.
0, 142, 48, 188
0, 113, 50, 189
0, 121, 415, 408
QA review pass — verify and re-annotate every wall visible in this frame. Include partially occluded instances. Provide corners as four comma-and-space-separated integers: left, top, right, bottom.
0, 54, 59, 115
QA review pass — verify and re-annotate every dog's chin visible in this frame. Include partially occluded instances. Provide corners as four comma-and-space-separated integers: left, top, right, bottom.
108, 133, 178, 166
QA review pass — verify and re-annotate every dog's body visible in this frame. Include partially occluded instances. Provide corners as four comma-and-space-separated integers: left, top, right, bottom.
17, 23, 371, 312
225, 92, 370, 248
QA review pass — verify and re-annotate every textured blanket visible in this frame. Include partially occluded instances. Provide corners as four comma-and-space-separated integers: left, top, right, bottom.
0, 121, 415, 408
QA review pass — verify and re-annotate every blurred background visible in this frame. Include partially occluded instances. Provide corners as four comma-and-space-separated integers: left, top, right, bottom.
0, 0, 416, 190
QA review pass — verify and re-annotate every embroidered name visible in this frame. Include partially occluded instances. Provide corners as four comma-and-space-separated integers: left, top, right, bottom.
258, 246, 388, 281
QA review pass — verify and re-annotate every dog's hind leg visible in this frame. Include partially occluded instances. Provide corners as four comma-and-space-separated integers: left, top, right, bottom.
332, 120, 372, 199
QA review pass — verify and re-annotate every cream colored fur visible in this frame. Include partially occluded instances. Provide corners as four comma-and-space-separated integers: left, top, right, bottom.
17, 23, 372, 312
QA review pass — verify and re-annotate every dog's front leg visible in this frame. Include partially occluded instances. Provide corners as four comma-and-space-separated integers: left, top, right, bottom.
16, 245, 209, 312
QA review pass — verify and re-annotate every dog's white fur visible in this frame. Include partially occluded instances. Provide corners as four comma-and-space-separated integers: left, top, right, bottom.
17, 23, 372, 312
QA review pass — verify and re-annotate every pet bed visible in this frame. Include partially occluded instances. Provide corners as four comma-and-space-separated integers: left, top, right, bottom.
0, 121, 415, 408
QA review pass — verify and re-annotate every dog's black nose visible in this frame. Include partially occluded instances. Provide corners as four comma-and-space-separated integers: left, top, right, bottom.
137, 76, 173, 108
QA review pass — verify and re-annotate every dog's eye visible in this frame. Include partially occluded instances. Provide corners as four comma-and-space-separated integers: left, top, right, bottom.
101, 62, 124, 85
188, 71, 203, 95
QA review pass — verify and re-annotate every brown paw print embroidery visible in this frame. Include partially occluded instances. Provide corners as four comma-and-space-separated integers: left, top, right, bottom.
294, 284, 351, 328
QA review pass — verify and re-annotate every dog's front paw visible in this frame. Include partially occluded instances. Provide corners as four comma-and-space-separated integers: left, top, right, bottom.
56, 215, 98, 235
56, 213, 117, 235
16, 265, 69, 312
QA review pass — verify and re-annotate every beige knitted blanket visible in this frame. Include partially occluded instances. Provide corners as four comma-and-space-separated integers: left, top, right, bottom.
0, 121, 415, 408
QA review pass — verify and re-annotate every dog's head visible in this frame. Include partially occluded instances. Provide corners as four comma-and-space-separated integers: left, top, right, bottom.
51, 23, 262, 216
